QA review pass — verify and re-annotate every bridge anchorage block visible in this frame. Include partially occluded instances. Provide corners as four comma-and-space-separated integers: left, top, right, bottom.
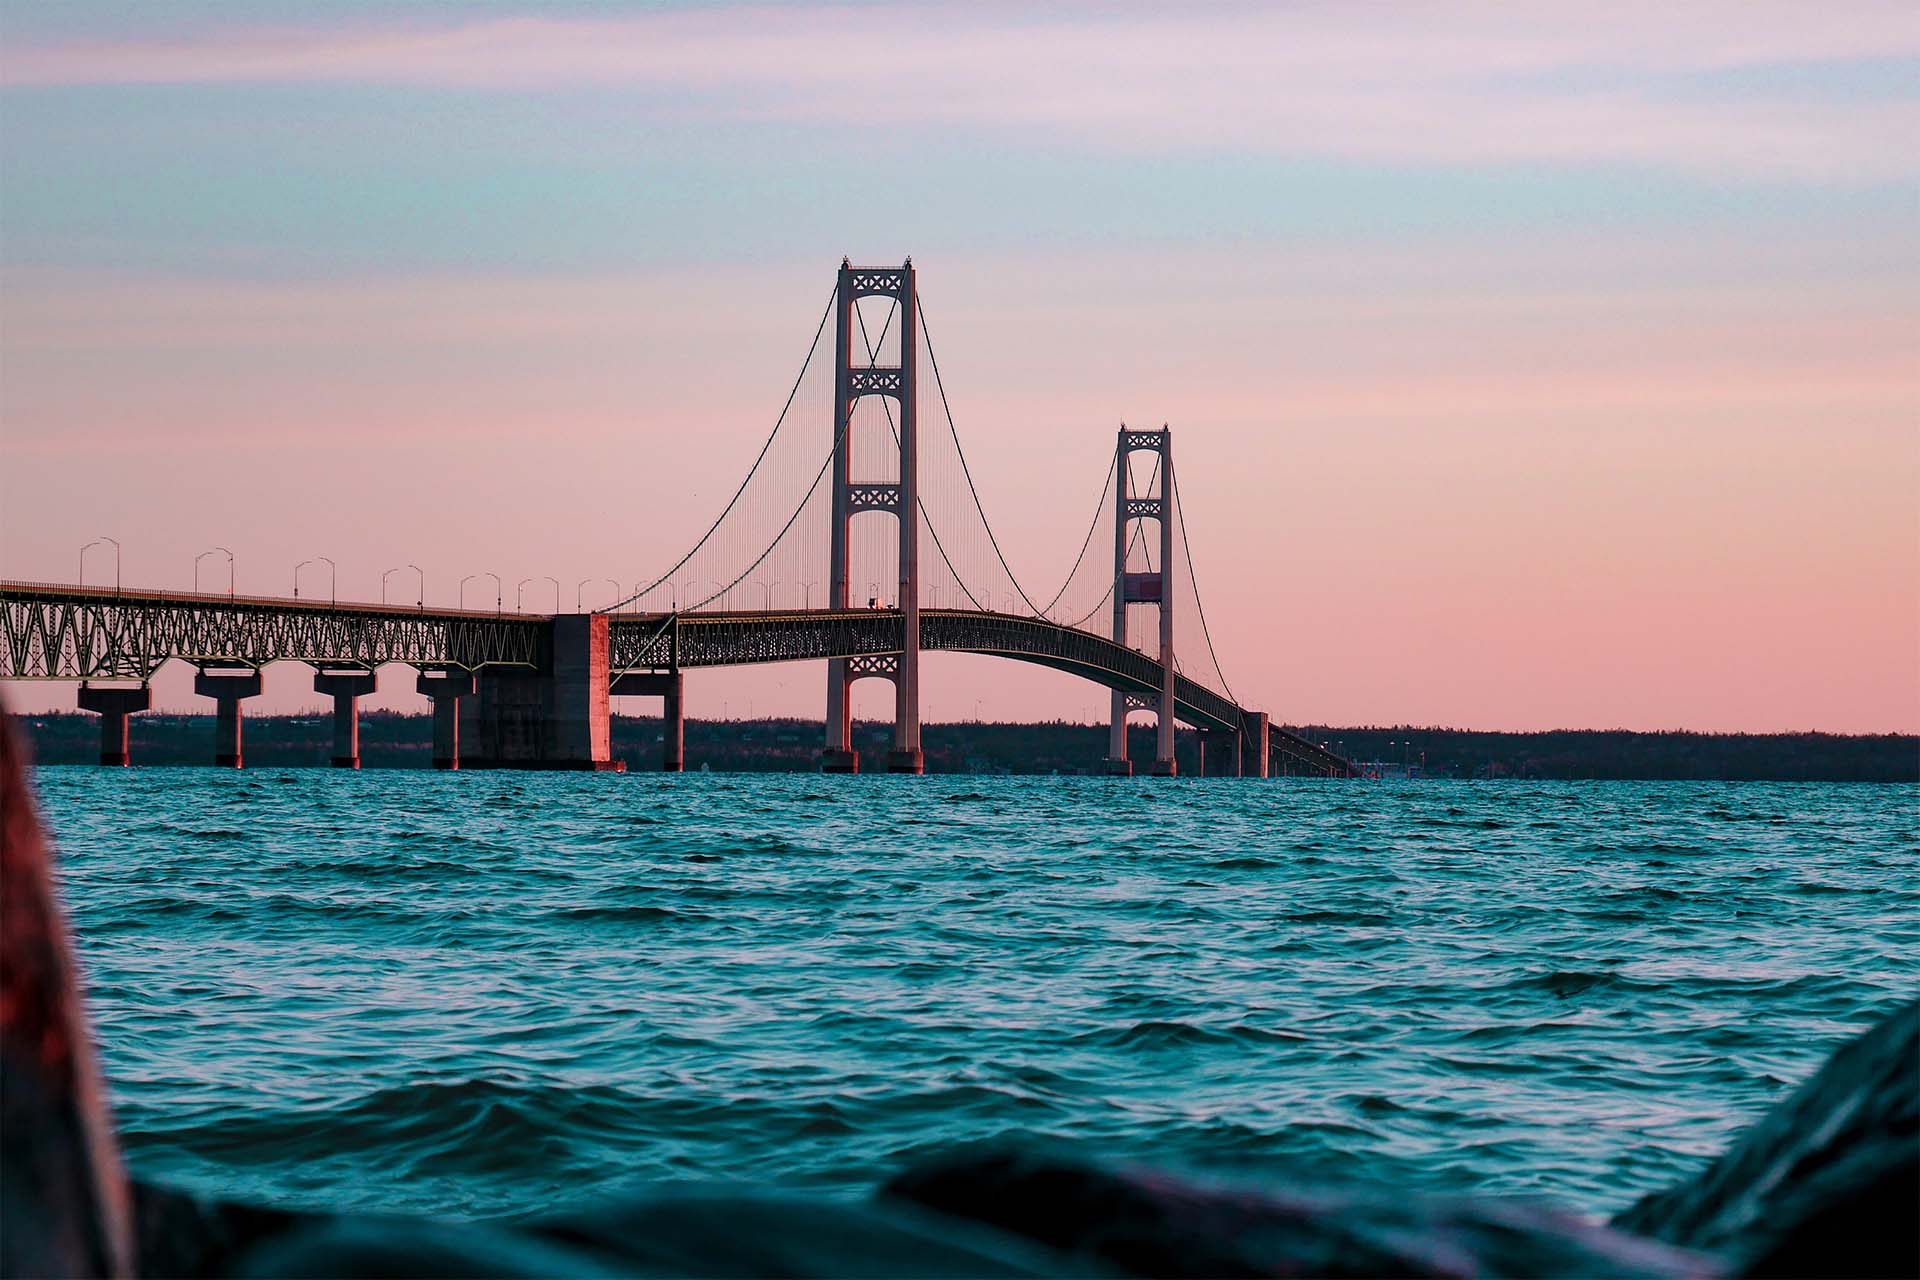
820, 748, 859, 774
77, 682, 152, 766
193, 667, 263, 768
886, 747, 924, 775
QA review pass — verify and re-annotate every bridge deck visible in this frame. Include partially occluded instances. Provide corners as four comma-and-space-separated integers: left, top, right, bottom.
0, 582, 1353, 775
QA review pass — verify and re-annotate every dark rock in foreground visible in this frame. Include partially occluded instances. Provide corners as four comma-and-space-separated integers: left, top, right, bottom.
1614, 997, 1918, 1278
883, 1146, 1717, 1278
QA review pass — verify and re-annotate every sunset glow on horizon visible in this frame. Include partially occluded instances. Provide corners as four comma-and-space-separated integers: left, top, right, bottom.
2, 2, 1914, 733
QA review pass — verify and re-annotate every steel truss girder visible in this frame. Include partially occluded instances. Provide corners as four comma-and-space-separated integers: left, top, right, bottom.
608, 608, 1246, 734
0, 582, 1356, 778
0, 584, 543, 679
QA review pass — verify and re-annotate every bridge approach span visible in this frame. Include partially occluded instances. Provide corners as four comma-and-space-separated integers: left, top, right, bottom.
1, 582, 1351, 776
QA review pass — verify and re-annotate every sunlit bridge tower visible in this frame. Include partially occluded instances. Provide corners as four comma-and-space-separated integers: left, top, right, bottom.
822, 259, 923, 774
1107, 425, 1177, 777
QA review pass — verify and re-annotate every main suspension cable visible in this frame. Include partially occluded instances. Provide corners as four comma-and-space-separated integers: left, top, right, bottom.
688, 412, 849, 611
604, 284, 837, 613
855, 302, 991, 613
917, 296, 1052, 616
1170, 466, 1238, 704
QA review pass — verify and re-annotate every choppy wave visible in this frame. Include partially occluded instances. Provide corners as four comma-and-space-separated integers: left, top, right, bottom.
31, 769, 1920, 1222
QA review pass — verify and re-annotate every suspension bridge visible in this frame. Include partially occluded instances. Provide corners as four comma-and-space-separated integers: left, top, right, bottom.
1, 260, 1354, 779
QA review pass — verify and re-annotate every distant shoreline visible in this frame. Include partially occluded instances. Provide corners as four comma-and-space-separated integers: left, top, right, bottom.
11, 712, 1916, 781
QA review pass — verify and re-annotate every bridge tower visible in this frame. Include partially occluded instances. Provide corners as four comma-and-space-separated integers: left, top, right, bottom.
1106, 425, 1178, 777
822, 259, 923, 774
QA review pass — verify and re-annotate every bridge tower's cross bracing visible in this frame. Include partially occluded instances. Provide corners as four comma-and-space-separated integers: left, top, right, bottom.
823, 258, 923, 774
1107, 425, 1178, 777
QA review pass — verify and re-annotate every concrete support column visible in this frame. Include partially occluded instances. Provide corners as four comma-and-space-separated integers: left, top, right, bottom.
549, 614, 621, 770
313, 669, 377, 768
193, 668, 263, 768
662, 671, 684, 773
1241, 712, 1270, 779
822, 660, 857, 772
611, 670, 684, 772
1105, 689, 1131, 775
77, 682, 151, 766
1197, 731, 1240, 779
417, 670, 476, 770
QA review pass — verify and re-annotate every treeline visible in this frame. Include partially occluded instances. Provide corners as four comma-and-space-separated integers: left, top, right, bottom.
9, 712, 1916, 781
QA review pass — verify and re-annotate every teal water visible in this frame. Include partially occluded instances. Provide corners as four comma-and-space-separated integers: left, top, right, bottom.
32, 770, 1920, 1222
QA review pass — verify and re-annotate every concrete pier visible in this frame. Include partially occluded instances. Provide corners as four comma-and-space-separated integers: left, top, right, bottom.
887, 747, 925, 774
1241, 712, 1270, 779
193, 668, 262, 767
76, 682, 150, 765
609, 668, 684, 772
416, 669, 476, 769
464, 615, 624, 770
1196, 729, 1241, 779
821, 748, 859, 774
313, 668, 377, 768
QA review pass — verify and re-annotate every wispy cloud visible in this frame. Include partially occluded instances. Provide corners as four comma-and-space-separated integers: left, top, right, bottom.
4, 3, 1915, 180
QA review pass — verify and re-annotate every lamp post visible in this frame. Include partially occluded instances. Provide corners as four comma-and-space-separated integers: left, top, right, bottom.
482, 571, 502, 614
754, 580, 772, 609
459, 574, 477, 610
80, 537, 121, 592
516, 578, 532, 612
409, 563, 424, 611
294, 557, 334, 604
599, 578, 619, 612
801, 581, 815, 609
194, 547, 233, 596
543, 576, 561, 614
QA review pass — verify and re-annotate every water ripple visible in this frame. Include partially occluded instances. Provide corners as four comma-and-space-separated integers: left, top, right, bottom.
29, 768, 1920, 1222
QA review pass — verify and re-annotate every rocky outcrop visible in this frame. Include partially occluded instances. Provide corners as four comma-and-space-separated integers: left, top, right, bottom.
1614, 998, 1918, 1278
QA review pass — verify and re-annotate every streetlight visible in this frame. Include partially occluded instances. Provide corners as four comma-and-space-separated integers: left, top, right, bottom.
80, 537, 121, 592
383, 565, 422, 607
459, 574, 478, 610
542, 576, 561, 614
408, 563, 424, 611
516, 577, 532, 612
482, 571, 502, 614
600, 577, 620, 612
294, 556, 334, 604
801, 580, 815, 609
754, 580, 772, 609
866, 580, 880, 608
194, 547, 233, 596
